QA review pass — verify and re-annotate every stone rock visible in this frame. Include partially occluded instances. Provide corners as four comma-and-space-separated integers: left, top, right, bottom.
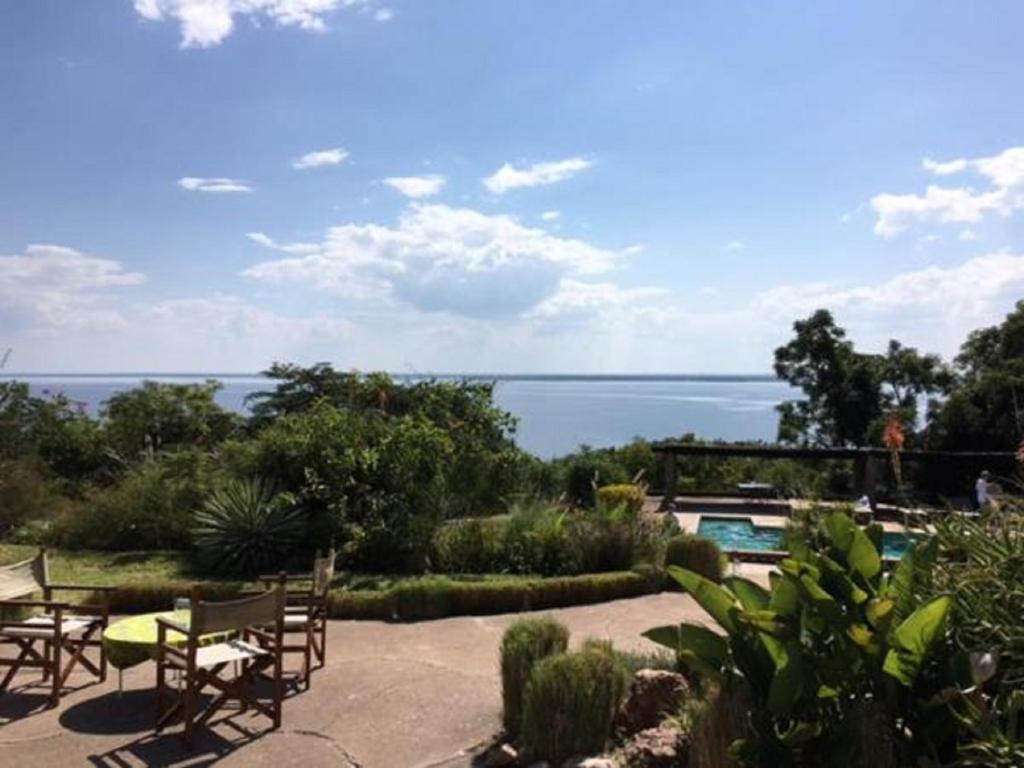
484, 743, 518, 768
619, 726, 690, 768
615, 669, 690, 736
526, 763, 551, 768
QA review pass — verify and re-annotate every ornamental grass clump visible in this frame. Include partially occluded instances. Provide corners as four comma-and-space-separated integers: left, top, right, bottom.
500, 617, 569, 736
520, 640, 631, 764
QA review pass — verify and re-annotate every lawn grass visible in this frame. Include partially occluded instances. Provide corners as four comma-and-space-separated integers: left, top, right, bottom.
0, 544, 202, 586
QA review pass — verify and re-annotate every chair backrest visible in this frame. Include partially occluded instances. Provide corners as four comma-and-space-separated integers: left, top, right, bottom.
191, 588, 284, 635
0, 550, 48, 601
312, 549, 336, 597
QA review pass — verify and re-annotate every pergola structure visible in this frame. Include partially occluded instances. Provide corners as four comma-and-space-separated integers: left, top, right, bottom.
653, 442, 1016, 510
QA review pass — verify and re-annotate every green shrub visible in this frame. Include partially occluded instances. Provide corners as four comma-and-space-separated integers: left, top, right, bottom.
0, 458, 74, 539
193, 478, 306, 575
664, 533, 723, 581
596, 483, 646, 513
55, 456, 209, 550
500, 617, 570, 736
429, 516, 508, 573
520, 643, 630, 764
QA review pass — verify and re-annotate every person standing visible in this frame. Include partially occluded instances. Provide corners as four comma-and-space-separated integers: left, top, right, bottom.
974, 470, 991, 510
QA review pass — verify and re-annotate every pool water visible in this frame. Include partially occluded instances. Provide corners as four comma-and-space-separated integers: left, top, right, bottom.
696, 516, 921, 560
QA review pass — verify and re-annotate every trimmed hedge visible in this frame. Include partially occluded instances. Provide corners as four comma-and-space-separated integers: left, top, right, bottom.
80, 568, 664, 621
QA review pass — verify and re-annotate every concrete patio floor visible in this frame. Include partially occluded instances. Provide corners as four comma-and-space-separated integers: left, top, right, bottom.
0, 591, 718, 768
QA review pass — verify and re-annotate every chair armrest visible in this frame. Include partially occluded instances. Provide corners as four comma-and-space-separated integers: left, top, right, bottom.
0, 598, 71, 609
47, 583, 117, 592
154, 616, 192, 637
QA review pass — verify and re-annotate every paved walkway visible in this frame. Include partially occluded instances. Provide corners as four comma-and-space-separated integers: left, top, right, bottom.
0, 592, 717, 768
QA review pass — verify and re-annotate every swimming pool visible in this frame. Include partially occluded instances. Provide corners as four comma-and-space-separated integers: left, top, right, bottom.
696, 516, 922, 560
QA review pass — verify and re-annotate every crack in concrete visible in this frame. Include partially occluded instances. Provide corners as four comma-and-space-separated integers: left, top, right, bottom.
292, 728, 364, 766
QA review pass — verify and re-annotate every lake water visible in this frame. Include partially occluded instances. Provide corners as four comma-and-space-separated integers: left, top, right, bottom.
9, 374, 797, 458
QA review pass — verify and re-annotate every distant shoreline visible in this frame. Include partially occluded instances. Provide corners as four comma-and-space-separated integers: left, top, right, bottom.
4, 372, 778, 383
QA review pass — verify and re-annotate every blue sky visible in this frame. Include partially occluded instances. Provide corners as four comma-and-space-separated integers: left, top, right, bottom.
2, 1, 1023, 373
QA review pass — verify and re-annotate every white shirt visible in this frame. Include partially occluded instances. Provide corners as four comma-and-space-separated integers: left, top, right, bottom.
976, 477, 989, 505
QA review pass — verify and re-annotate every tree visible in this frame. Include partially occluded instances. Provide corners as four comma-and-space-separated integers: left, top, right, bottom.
102, 380, 240, 460
774, 311, 949, 447
926, 300, 1024, 450
774, 310, 884, 446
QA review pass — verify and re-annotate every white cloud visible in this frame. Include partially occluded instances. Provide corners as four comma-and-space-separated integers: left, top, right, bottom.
959, 229, 978, 241
540, 211, 560, 221
243, 203, 635, 316
526, 279, 666, 325
293, 147, 349, 170
752, 251, 1024, 348
382, 175, 446, 198
872, 146, 1024, 237
0, 244, 145, 331
373, 8, 393, 21
922, 157, 969, 175
483, 157, 592, 194
724, 240, 745, 252
134, 0, 357, 48
246, 232, 321, 254
178, 176, 252, 193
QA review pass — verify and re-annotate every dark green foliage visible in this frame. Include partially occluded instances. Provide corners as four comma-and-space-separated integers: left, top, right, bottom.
246, 363, 527, 517
102, 380, 240, 459
520, 642, 631, 764
500, 617, 570, 735
927, 300, 1024, 451
193, 478, 305, 575
665, 533, 724, 581
0, 382, 107, 479
55, 453, 216, 550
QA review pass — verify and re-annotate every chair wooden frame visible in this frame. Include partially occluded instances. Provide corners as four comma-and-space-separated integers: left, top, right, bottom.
259, 549, 334, 690
154, 586, 285, 748
0, 548, 112, 707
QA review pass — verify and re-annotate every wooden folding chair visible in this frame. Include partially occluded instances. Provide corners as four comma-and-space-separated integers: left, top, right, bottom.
260, 549, 335, 690
0, 548, 112, 707
155, 587, 285, 748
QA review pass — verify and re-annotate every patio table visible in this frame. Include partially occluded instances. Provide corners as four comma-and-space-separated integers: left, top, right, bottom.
103, 611, 235, 681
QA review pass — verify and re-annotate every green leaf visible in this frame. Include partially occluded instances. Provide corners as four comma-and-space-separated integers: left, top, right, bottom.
667, 566, 739, 636
883, 595, 952, 686
865, 598, 894, 631
738, 609, 791, 639
824, 512, 881, 580
767, 640, 804, 715
642, 623, 729, 680
725, 576, 770, 611
769, 575, 800, 617
642, 624, 683, 653
798, 573, 844, 624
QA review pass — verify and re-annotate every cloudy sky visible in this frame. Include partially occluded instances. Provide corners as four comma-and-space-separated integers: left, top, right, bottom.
2, 1, 1023, 373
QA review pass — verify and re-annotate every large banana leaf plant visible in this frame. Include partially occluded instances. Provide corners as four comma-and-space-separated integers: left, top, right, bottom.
645, 512, 957, 767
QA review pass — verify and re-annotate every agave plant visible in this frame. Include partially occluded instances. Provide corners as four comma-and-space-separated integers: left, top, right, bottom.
193, 478, 306, 575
